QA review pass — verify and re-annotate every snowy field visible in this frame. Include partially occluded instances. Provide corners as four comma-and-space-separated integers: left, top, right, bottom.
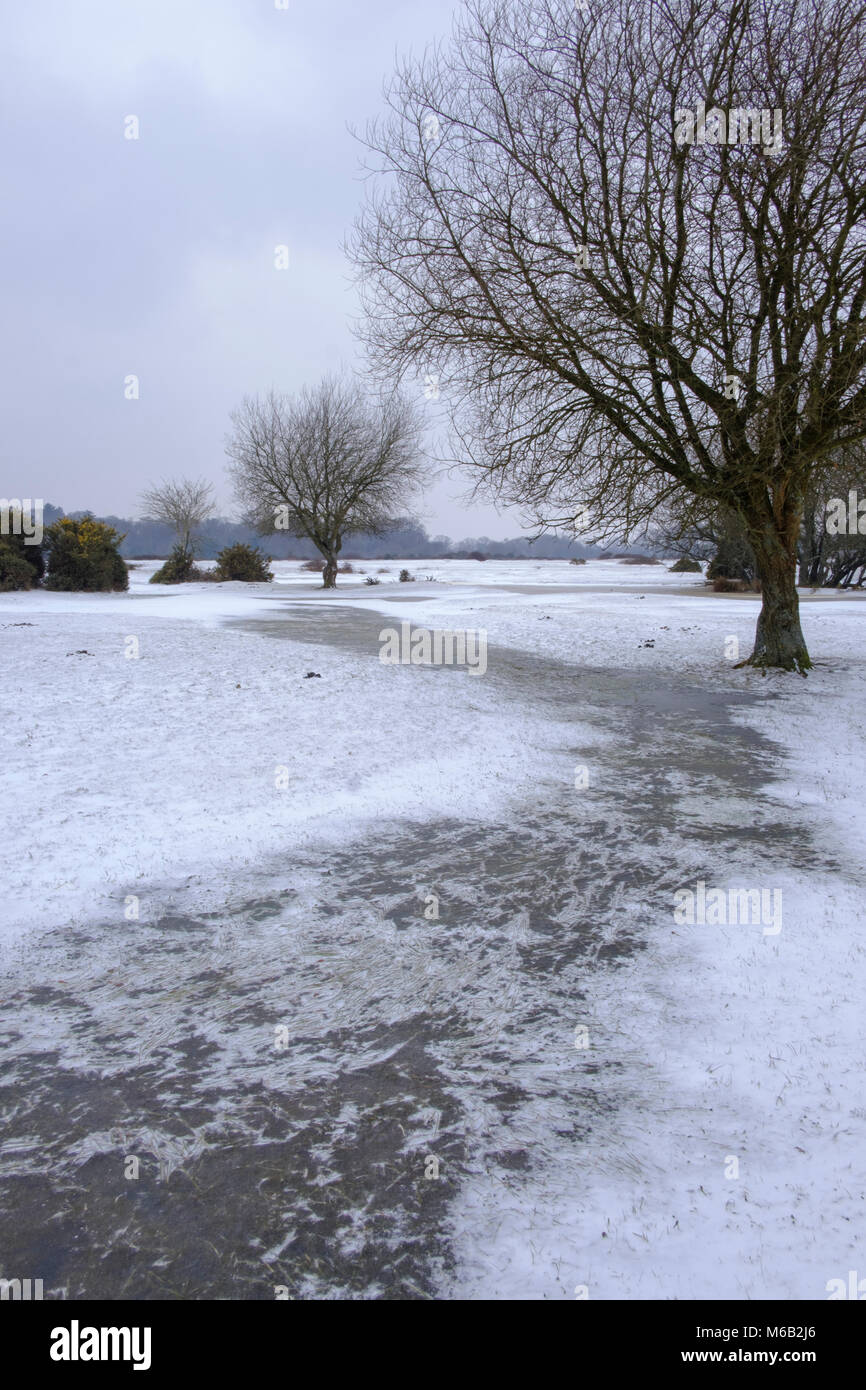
1, 557, 864, 1299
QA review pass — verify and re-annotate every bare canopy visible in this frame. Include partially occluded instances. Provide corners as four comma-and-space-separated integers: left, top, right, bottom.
353, 0, 866, 671
225, 375, 423, 587
139, 477, 216, 558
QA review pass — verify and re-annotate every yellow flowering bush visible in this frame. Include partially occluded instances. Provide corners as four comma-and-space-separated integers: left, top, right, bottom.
44, 516, 128, 591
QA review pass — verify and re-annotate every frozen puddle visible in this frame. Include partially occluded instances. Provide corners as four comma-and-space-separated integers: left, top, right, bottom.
0, 609, 831, 1299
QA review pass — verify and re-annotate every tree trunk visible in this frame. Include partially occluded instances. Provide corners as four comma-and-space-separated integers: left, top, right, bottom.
797, 502, 825, 587
745, 514, 812, 674
322, 554, 338, 588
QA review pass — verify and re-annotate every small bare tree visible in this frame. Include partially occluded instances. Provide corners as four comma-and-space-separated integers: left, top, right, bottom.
139, 477, 216, 558
226, 376, 423, 587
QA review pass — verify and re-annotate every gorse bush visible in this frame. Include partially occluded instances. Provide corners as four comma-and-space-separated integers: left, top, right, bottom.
44, 516, 128, 591
0, 522, 45, 590
150, 545, 199, 584
213, 542, 273, 582
670, 556, 702, 573
398, 568, 415, 582
0, 539, 38, 590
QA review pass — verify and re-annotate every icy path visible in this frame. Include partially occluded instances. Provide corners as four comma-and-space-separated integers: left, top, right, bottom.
0, 606, 847, 1298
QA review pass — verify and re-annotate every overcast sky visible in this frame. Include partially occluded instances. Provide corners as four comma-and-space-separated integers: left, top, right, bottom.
0, 0, 526, 540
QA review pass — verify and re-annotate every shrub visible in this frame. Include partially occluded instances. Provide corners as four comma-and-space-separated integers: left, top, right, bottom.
213, 542, 273, 582
468, 550, 487, 561
0, 540, 38, 590
365, 575, 380, 585
20, 532, 45, 582
620, 554, 660, 565
0, 525, 45, 590
338, 561, 354, 574
670, 556, 702, 573
399, 568, 415, 582
712, 576, 760, 593
150, 545, 198, 584
301, 558, 325, 572
44, 516, 128, 591
377, 567, 389, 573
568, 557, 587, 565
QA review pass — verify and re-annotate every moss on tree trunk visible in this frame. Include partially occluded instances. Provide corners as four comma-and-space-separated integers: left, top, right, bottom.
744, 510, 812, 674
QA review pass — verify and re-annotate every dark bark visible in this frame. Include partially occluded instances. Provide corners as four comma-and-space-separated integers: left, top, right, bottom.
797, 498, 825, 587
744, 512, 811, 674
352, 1, 866, 677
322, 552, 338, 588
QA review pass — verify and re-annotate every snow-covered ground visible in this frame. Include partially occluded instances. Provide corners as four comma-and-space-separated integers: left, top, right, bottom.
264, 555, 701, 589
1, 557, 864, 1299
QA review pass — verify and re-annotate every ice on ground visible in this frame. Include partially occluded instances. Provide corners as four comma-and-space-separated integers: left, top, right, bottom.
1, 558, 864, 1299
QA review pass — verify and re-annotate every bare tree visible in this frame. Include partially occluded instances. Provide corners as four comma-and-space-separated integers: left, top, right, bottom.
655, 438, 866, 585
352, 0, 866, 672
798, 441, 866, 587
139, 477, 216, 558
226, 375, 423, 588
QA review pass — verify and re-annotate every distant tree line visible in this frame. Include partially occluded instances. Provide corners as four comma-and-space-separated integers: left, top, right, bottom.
39, 502, 602, 562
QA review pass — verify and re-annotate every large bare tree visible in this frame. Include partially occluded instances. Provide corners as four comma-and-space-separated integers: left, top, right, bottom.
139, 477, 216, 558
226, 375, 423, 587
352, 0, 866, 671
